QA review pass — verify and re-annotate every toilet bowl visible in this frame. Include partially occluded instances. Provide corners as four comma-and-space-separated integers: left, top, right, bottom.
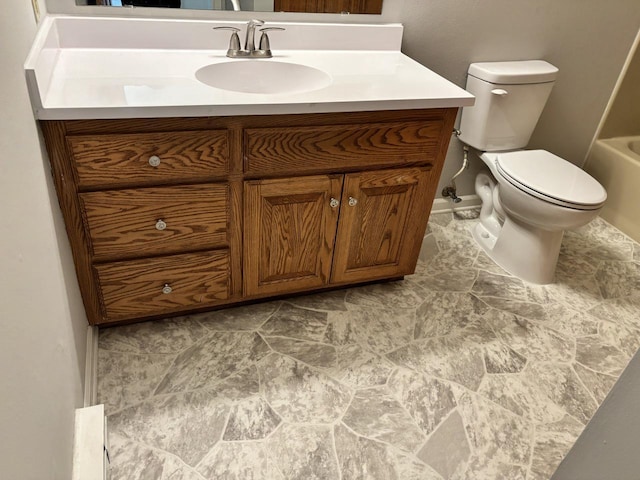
458, 60, 607, 284
473, 150, 606, 284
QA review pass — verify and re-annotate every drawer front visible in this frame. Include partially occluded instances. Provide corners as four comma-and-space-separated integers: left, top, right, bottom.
244, 120, 445, 176
95, 250, 230, 322
81, 184, 228, 261
68, 130, 229, 189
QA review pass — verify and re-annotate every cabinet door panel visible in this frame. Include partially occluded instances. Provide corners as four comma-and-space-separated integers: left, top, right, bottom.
244, 175, 343, 296
331, 168, 434, 283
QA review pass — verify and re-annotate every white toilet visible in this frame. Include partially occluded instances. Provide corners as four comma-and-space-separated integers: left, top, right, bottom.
458, 60, 607, 284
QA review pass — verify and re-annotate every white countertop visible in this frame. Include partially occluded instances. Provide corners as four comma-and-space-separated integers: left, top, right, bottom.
25, 16, 474, 120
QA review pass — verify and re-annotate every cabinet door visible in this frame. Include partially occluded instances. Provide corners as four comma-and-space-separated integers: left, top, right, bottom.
331, 167, 434, 283
244, 175, 343, 296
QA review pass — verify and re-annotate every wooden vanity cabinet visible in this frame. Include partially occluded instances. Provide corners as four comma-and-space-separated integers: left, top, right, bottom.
41, 109, 456, 326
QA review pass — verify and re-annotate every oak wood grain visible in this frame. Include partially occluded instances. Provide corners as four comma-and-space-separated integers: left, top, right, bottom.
69, 130, 229, 189
60, 109, 452, 135
331, 167, 435, 283
274, 0, 382, 13
244, 175, 343, 296
80, 184, 229, 262
95, 250, 229, 322
228, 124, 244, 298
41, 108, 457, 325
244, 120, 444, 176
228, 179, 243, 298
320, 0, 383, 13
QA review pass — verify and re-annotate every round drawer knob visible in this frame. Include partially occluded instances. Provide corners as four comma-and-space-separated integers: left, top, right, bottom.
162, 284, 173, 295
155, 219, 167, 231
329, 198, 339, 208
348, 197, 358, 207
148, 155, 161, 167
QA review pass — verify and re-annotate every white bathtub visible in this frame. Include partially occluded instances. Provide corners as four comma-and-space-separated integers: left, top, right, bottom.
585, 136, 640, 242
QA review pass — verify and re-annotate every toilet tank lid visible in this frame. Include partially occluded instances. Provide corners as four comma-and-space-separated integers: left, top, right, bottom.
468, 60, 558, 84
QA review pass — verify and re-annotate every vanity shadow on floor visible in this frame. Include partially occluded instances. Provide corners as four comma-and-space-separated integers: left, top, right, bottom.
98, 210, 640, 479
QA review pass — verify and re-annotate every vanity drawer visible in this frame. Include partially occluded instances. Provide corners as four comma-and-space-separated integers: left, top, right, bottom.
244, 120, 445, 176
68, 130, 229, 189
95, 250, 230, 323
80, 184, 228, 261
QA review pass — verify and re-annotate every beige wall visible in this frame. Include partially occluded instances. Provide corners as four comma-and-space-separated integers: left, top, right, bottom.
0, 0, 87, 478
600, 38, 640, 138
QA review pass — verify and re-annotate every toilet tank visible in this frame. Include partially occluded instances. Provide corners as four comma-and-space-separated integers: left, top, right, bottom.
458, 60, 558, 151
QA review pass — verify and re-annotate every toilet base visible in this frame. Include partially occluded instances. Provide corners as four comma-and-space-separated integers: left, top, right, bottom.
472, 221, 498, 252
473, 216, 563, 285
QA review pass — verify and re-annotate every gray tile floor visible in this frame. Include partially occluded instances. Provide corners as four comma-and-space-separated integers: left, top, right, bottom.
98, 210, 640, 480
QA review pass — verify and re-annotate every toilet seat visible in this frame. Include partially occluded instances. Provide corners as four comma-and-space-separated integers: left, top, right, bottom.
495, 150, 607, 210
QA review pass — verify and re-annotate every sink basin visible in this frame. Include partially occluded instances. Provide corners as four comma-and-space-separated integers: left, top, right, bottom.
196, 60, 332, 95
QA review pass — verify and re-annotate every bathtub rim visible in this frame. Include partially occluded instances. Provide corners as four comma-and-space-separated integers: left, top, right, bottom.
585, 136, 640, 243
598, 135, 640, 160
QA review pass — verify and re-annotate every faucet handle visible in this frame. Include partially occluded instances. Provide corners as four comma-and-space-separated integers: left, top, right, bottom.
258, 27, 285, 54
213, 26, 241, 56
213, 26, 240, 32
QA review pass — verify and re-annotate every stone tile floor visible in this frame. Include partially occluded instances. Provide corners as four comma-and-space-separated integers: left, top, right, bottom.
98, 210, 640, 480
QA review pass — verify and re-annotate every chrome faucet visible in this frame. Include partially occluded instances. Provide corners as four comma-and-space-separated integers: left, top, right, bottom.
214, 20, 284, 58
244, 19, 263, 54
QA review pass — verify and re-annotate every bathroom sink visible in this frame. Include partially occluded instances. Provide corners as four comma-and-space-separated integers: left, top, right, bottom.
196, 60, 332, 94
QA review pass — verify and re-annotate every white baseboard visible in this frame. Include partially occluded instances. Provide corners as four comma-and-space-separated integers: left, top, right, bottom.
84, 325, 99, 408
72, 404, 109, 480
431, 194, 481, 214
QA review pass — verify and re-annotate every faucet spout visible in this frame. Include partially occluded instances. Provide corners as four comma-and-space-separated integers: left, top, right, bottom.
244, 19, 265, 53
216, 19, 280, 58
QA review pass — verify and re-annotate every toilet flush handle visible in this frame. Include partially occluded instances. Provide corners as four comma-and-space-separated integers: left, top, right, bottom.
491, 88, 509, 96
